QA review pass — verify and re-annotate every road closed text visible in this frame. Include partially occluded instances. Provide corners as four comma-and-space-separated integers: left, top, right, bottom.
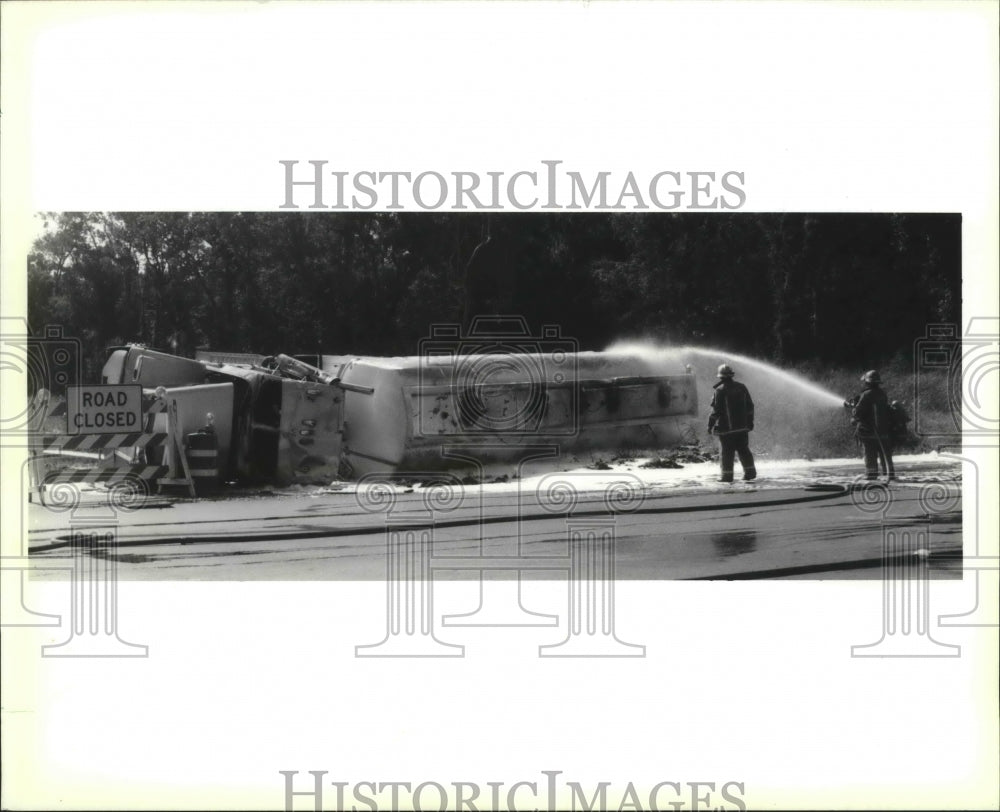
67, 385, 143, 434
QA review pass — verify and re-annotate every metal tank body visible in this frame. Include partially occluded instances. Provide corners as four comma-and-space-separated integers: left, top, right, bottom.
332, 351, 697, 477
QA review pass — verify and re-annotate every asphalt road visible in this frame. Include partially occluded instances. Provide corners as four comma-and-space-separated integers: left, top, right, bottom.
25, 457, 962, 580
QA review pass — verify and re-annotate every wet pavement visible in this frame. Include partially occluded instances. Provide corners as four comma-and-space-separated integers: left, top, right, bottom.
24, 453, 963, 580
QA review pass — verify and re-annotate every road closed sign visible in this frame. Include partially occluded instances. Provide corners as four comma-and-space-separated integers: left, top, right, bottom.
67, 385, 143, 434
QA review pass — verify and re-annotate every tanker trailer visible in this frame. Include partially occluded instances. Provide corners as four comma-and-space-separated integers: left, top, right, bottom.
101, 338, 698, 484
326, 350, 697, 478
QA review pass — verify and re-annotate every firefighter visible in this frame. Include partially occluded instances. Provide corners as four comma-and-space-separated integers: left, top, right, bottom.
847, 370, 896, 481
708, 364, 757, 483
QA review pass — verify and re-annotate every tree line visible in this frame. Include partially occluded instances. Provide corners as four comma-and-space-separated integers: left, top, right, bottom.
27, 212, 960, 381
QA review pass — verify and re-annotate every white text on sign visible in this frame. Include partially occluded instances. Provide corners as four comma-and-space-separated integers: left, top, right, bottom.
67, 385, 143, 434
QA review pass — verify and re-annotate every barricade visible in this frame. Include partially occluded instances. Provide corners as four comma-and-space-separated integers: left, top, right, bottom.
29, 393, 195, 501
185, 424, 219, 496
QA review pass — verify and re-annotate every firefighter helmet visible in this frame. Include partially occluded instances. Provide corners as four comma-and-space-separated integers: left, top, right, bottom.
861, 369, 882, 384
717, 364, 735, 378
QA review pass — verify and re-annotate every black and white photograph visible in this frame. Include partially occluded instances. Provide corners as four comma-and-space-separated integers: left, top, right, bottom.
1, 2, 997, 811
21, 210, 965, 582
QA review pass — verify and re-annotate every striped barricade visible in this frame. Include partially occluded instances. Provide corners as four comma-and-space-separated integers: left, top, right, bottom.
30, 395, 194, 500
39, 430, 166, 458
35, 431, 169, 496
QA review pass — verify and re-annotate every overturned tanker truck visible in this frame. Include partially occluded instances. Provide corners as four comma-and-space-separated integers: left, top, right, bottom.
101, 323, 698, 484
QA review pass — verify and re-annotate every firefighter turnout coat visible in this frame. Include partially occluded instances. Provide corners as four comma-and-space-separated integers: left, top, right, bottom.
709, 379, 755, 435
851, 384, 893, 440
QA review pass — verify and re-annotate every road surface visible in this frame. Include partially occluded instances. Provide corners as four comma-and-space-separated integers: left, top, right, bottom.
25, 454, 962, 580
